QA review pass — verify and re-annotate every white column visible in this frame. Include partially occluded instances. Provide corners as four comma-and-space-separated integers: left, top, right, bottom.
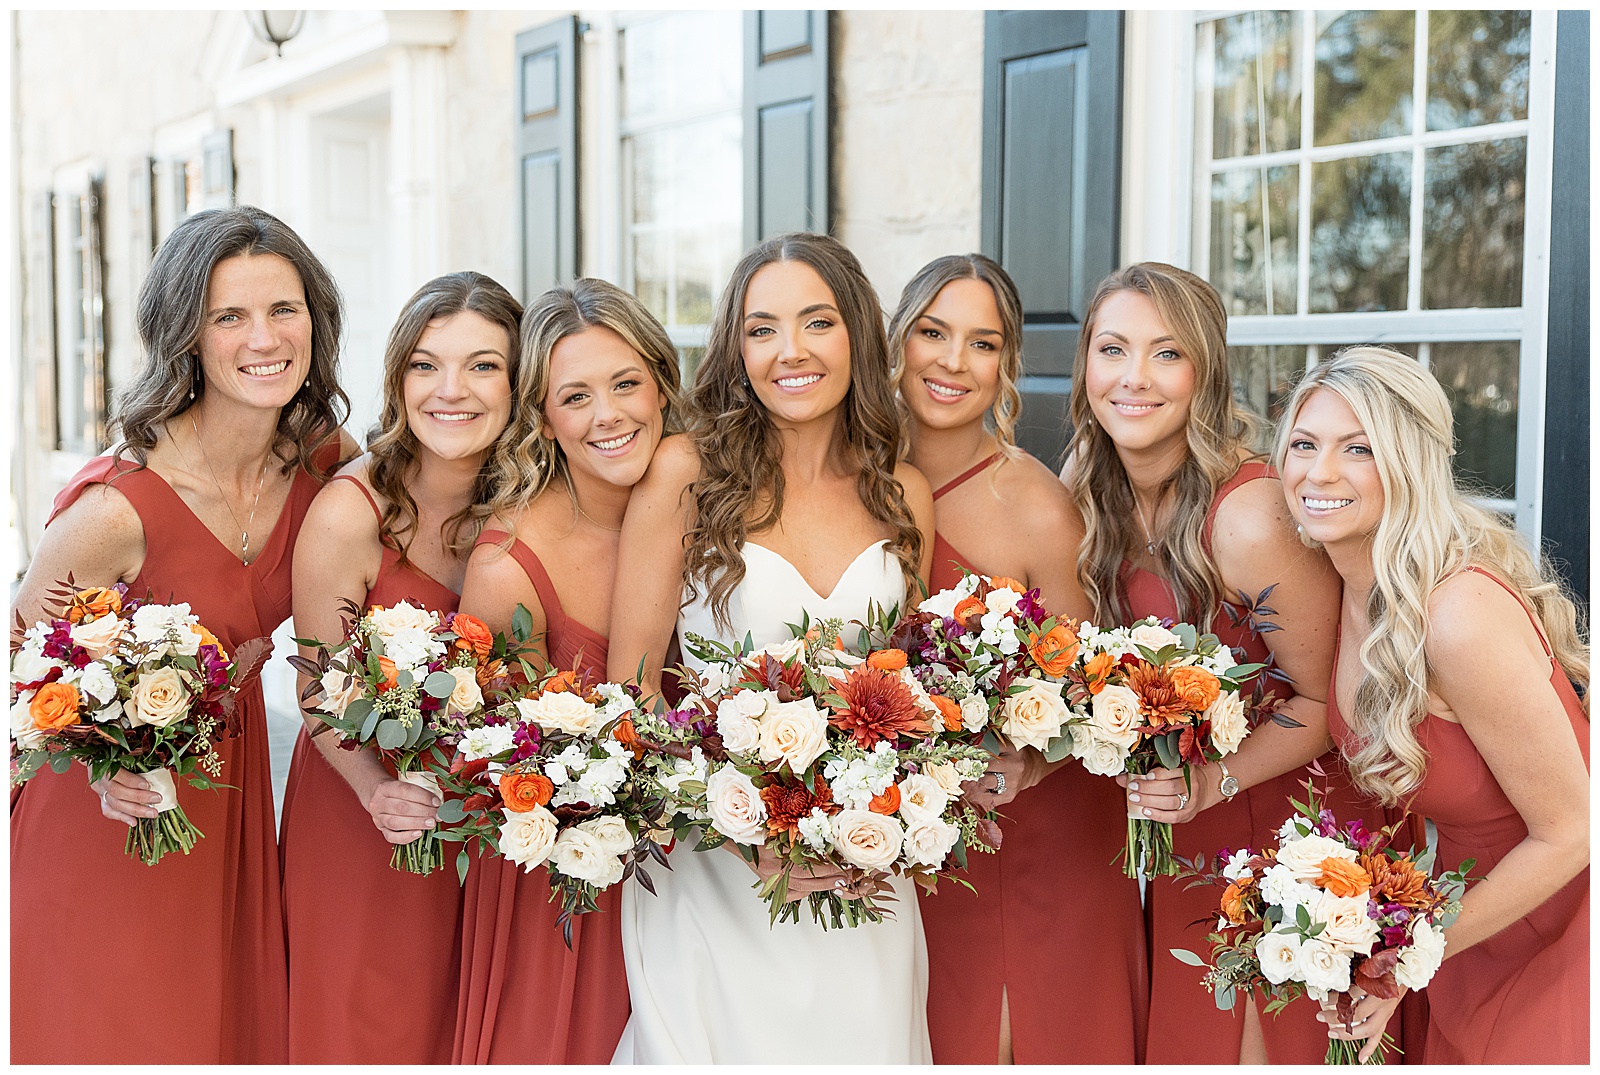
387, 44, 448, 302
1119, 11, 1196, 269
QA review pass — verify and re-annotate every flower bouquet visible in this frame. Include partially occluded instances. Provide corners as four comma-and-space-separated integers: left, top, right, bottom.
438, 663, 656, 945
293, 600, 506, 875
631, 613, 995, 929
1172, 783, 1472, 1064
10, 581, 269, 864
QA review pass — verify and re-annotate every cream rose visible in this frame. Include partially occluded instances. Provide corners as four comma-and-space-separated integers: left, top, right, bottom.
1394, 918, 1446, 990
11, 646, 61, 686
750, 637, 805, 664
138, 767, 181, 813
446, 666, 483, 715
1089, 684, 1142, 750
1255, 929, 1303, 985
999, 677, 1071, 753
125, 666, 191, 728
902, 818, 960, 868
1294, 937, 1352, 994
1205, 690, 1248, 756
10, 696, 44, 749
1274, 833, 1358, 882
319, 667, 363, 716
1312, 889, 1381, 955
549, 825, 628, 888
516, 691, 601, 736
959, 693, 990, 734
896, 773, 950, 826
923, 762, 966, 798
716, 690, 774, 754
583, 814, 635, 857
705, 765, 768, 845
1129, 621, 1181, 652
499, 805, 559, 871
984, 586, 1023, 616
1074, 733, 1130, 778
757, 698, 830, 773
368, 601, 435, 636
830, 809, 905, 871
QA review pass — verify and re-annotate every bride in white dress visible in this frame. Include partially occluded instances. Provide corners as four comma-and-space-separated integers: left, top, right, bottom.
607, 233, 937, 1064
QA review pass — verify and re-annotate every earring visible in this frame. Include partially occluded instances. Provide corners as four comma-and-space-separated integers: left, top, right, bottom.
189, 353, 199, 400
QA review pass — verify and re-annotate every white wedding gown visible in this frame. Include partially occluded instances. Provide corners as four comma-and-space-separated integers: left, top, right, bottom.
613, 540, 932, 1064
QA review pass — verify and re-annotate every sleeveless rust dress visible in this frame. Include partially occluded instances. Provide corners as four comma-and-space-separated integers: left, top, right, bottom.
11, 446, 333, 1063
451, 529, 631, 1063
1327, 566, 1589, 1064
1132, 462, 1394, 1064
278, 475, 465, 1062
919, 454, 1149, 1063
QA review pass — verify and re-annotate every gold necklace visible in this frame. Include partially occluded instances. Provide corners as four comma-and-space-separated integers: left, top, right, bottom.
1131, 486, 1159, 557
564, 473, 622, 533
186, 413, 271, 563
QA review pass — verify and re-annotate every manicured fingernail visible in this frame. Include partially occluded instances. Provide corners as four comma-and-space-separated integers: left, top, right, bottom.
1128, 782, 1139, 792
1142, 808, 1152, 817
1129, 794, 1140, 803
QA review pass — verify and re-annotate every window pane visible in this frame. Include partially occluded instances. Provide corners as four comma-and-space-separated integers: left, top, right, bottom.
629, 134, 661, 226
1423, 137, 1526, 309
1314, 11, 1414, 146
1430, 341, 1519, 498
621, 12, 741, 123
1309, 152, 1410, 312
1230, 344, 1308, 424
1209, 165, 1299, 315
631, 230, 668, 324
1427, 10, 1531, 131
1209, 11, 1301, 159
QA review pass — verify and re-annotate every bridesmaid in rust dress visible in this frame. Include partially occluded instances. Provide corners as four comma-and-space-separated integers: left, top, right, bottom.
10, 206, 352, 1063
1060, 264, 1390, 1064
281, 272, 522, 1063
451, 278, 682, 1063
1275, 348, 1586, 1063
887, 255, 1147, 1064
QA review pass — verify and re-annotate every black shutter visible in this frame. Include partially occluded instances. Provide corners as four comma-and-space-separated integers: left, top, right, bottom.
744, 10, 830, 244
981, 11, 1123, 466
1542, 10, 1589, 613
516, 16, 579, 301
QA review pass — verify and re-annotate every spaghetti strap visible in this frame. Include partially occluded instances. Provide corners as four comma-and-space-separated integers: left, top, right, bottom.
476, 529, 565, 623
1202, 461, 1277, 552
327, 474, 383, 523
1462, 565, 1555, 658
932, 452, 1002, 501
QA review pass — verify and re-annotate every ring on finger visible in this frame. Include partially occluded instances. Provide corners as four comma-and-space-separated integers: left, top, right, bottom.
990, 771, 1007, 795
1177, 791, 1189, 809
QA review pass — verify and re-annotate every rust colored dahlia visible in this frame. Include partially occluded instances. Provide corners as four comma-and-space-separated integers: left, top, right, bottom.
746, 653, 808, 700
1363, 853, 1439, 913
760, 775, 837, 837
1124, 661, 1193, 728
828, 666, 931, 748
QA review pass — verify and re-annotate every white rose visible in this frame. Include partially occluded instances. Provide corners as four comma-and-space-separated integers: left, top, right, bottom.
1312, 889, 1381, 956
697, 661, 737, 697
999, 677, 1071, 752
446, 666, 483, 715
549, 825, 627, 888
750, 637, 805, 664
125, 666, 191, 728
1295, 937, 1353, 995
1129, 620, 1181, 652
1274, 833, 1358, 882
924, 762, 966, 798
1206, 691, 1249, 756
896, 773, 950, 826
368, 601, 436, 637
12, 647, 62, 686
705, 765, 768, 845
582, 814, 636, 857
1089, 684, 1143, 751
984, 586, 1023, 616
715, 692, 770, 754
319, 667, 363, 716
757, 697, 830, 773
830, 809, 904, 871
1394, 918, 1447, 990
959, 693, 990, 734
498, 805, 559, 871
1074, 733, 1130, 777
1255, 930, 1303, 985
516, 691, 601, 736
10, 696, 44, 749
902, 818, 960, 868
74, 662, 118, 706
66, 615, 126, 661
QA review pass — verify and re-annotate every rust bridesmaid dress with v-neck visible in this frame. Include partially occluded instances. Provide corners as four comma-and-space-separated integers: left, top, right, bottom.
278, 474, 466, 1063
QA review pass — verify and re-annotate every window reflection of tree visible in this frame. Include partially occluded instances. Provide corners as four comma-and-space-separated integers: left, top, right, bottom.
1425, 139, 1526, 310
1313, 10, 1414, 147
1310, 152, 1410, 313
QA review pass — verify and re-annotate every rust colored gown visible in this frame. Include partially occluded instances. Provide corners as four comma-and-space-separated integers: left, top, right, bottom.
278, 474, 465, 1062
1327, 566, 1589, 1064
10, 448, 332, 1063
451, 530, 631, 1063
1132, 462, 1395, 1064
919, 454, 1149, 1064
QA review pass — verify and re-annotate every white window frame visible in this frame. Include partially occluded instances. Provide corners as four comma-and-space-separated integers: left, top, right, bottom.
1177, 9, 1555, 541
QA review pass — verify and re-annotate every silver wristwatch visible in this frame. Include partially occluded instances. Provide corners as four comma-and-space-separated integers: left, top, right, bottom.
1217, 759, 1240, 801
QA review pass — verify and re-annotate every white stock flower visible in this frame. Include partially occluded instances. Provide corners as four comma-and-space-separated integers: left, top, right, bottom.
959, 693, 990, 734
1258, 863, 1322, 913
1089, 685, 1143, 751
516, 691, 602, 736
1000, 677, 1071, 752
757, 697, 830, 773
920, 576, 978, 620
131, 603, 201, 657
705, 765, 768, 845
554, 752, 629, 808
1206, 691, 1249, 756
382, 627, 447, 672
1394, 918, 1446, 990
1255, 930, 1303, 985
499, 805, 559, 871
1222, 848, 1256, 882
896, 773, 951, 826
1295, 937, 1353, 995
72, 662, 118, 706
902, 818, 960, 868
797, 808, 833, 853
830, 809, 904, 871
1128, 620, 1181, 652
1274, 832, 1358, 882
1312, 889, 1381, 955
459, 723, 517, 762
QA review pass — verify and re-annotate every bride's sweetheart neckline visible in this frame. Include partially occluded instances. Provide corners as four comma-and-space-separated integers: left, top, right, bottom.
743, 539, 891, 604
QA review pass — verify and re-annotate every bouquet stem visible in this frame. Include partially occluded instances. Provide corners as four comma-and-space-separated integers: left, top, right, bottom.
125, 803, 204, 866
1325, 1033, 1393, 1065
1125, 815, 1176, 878
391, 829, 446, 876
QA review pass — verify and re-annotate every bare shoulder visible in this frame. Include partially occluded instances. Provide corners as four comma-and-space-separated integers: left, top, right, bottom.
1210, 472, 1294, 549
642, 433, 702, 491
37, 480, 146, 565
994, 453, 1077, 531
893, 460, 933, 509
1425, 569, 1544, 666
303, 459, 380, 540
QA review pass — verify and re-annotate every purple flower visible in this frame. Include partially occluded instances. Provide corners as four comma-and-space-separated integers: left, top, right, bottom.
663, 706, 699, 729
1016, 590, 1048, 624
1382, 925, 1409, 948
509, 722, 541, 762
1343, 818, 1373, 849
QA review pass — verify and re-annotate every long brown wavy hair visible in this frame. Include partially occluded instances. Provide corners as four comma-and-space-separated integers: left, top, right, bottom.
1065, 263, 1265, 629
111, 205, 348, 478
483, 277, 684, 537
1275, 346, 1589, 805
684, 232, 922, 630
886, 253, 1026, 465
365, 272, 523, 566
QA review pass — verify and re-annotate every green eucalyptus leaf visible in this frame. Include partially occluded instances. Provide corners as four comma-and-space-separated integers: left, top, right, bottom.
375, 718, 407, 750
424, 671, 458, 699
1170, 948, 1206, 967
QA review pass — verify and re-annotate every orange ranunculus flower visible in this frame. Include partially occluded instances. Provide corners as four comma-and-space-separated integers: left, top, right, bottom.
952, 595, 987, 624
1220, 879, 1251, 924
1318, 856, 1373, 899
451, 614, 494, 660
1083, 651, 1117, 694
29, 682, 82, 731
376, 656, 399, 693
544, 670, 579, 695
1027, 624, 1079, 677
930, 693, 963, 733
868, 784, 902, 815
1170, 666, 1221, 712
194, 624, 228, 660
500, 770, 555, 812
867, 648, 908, 672
989, 576, 1027, 594
66, 587, 122, 624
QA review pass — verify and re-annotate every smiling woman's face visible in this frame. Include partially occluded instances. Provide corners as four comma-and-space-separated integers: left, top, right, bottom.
402, 310, 513, 463
541, 324, 667, 489
740, 260, 853, 430
1082, 288, 1197, 459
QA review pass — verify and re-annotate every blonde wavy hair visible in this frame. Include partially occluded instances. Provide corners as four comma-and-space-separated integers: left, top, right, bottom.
886, 253, 1025, 465
1275, 345, 1589, 805
684, 232, 923, 631
1065, 263, 1265, 629
482, 278, 683, 535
